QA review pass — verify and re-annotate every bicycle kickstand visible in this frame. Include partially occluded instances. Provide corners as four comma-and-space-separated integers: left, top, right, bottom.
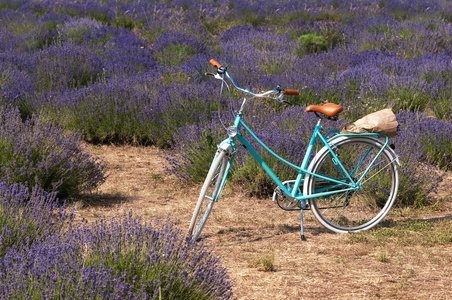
300, 209, 307, 241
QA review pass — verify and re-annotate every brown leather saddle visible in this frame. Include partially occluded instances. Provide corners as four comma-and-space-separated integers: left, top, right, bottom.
305, 103, 343, 118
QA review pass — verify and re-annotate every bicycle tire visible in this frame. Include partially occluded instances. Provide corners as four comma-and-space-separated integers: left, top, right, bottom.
188, 149, 229, 240
304, 136, 398, 233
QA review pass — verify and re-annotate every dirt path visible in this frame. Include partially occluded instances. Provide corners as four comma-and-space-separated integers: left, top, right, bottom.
77, 145, 452, 299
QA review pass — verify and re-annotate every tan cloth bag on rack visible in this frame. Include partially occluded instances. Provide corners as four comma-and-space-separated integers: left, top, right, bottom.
340, 109, 398, 138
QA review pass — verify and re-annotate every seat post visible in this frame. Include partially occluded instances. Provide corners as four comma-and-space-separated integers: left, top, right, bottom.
316, 117, 323, 128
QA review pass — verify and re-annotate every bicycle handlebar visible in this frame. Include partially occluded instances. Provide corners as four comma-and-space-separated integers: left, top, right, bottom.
209, 59, 223, 69
209, 59, 299, 98
283, 89, 299, 96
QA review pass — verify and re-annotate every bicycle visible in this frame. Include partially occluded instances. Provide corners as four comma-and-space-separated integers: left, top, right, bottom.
188, 59, 399, 241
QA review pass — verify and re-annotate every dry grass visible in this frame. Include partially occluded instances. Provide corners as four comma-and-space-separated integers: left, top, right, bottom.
76, 145, 452, 299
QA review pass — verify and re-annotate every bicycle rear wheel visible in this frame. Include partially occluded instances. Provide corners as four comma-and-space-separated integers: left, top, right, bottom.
188, 149, 229, 240
305, 137, 398, 233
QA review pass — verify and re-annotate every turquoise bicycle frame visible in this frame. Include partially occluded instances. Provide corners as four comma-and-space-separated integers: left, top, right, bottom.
215, 112, 392, 204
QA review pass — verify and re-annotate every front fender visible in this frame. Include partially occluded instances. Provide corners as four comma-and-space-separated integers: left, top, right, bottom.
217, 138, 236, 155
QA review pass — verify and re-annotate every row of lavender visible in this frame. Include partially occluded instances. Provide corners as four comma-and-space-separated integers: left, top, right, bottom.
0, 182, 233, 298
1, 1, 451, 201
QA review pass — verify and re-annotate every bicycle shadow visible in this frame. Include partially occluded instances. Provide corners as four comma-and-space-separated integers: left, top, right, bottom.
78, 192, 131, 208
205, 223, 334, 245
276, 223, 333, 237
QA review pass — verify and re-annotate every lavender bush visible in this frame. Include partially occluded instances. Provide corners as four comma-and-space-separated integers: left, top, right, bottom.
0, 211, 233, 299
0, 105, 107, 198
0, 180, 233, 298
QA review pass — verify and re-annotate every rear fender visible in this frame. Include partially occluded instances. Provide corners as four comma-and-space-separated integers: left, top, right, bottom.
327, 136, 400, 166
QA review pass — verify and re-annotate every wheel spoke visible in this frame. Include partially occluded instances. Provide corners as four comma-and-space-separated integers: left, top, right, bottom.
360, 158, 397, 185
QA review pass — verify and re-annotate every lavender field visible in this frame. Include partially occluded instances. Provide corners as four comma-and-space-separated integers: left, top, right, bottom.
1, 0, 452, 298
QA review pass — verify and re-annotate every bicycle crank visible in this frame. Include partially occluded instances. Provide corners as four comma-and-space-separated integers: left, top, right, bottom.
272, 180, 308, 211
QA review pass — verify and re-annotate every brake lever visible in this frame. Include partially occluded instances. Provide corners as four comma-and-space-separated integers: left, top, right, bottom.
205, 72, 230, 95
205, 72, 225, 80
276, 92, 293, 105
282, 99, 294, 105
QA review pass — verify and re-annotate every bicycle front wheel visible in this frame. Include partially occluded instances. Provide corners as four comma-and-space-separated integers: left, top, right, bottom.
188, 149, 229, 241
305, 137, 399, 233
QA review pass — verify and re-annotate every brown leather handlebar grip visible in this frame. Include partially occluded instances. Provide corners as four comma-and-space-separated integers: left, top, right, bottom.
284, 89, 299, 96
209, 59, 223, 69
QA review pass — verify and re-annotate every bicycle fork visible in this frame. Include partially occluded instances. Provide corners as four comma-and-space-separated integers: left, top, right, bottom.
213, 139, 236, 201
